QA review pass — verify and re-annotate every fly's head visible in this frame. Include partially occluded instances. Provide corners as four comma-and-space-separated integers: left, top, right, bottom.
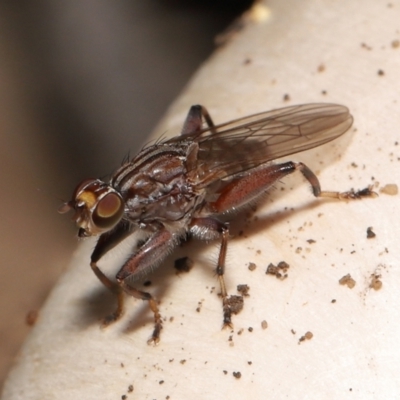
59, 178, 125, 238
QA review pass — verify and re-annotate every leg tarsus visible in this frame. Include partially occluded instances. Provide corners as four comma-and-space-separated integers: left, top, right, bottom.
118, 280, 163, 345
101, 290, 125, 328
319, 185, 378, 200
147, 298, 163, 345
91, 261, 125, 326
295, 162, 377, 200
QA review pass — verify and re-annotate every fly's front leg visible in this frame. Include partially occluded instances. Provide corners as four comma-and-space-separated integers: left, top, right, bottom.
190, 218, 234, 329
211, 161, 376, 214
90, 223, 131, 327
116, 229, 177, 344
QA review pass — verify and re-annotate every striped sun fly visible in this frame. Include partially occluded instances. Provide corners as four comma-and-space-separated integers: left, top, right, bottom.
60, 103, 375, 343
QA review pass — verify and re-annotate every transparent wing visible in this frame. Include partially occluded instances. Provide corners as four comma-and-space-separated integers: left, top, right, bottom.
169, 103, 353, 179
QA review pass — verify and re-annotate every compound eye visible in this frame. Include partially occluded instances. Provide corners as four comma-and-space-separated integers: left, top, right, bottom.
92, 192, 124, 229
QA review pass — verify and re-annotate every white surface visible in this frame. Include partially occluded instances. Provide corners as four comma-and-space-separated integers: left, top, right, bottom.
3, 0, 400, 399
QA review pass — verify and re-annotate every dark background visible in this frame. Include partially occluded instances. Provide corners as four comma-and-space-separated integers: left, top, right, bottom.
0, 0, 253, 389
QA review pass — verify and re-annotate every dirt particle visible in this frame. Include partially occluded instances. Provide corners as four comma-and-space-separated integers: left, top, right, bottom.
367, 227, 376, 239
392, 39, 400, 48
196, 300, 203, 313
237, 284, 250, 296
127, 385, 134, 393
380, 183, 398, 195
227, 295, 244, 314
233, 371, 242, 379
361, 42, 372, 50
317, 63, 325, 73
339, 274, 356, 289
248, 262, 257, 271
266, 261, 289, 279
261, 320, 268, 330
243, 57, 252, 65
174, 256, 194, 273
299, 331, 313, 343
377, 69, 385, 76
370, 274, 383, 290
283, 93, 291, 102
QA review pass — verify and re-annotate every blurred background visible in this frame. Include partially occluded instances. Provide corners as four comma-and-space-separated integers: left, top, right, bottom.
0, 0, 253, 388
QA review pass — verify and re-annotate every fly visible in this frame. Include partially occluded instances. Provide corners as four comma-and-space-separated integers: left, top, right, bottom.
59, 103, 375, 343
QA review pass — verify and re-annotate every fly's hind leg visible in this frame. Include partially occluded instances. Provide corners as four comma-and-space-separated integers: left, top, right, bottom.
211, 161, 376, 215
116, 229, 177, 344
296, 162, 377, 199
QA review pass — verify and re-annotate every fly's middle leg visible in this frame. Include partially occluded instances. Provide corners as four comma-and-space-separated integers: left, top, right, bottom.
190, 218, 235, 329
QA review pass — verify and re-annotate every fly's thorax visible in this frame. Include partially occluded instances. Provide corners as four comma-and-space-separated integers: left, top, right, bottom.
58, 179, 125, 237
109, 142, 203, 224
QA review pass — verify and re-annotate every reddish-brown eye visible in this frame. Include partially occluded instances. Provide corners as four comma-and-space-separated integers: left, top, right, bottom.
92, 192, 124, 229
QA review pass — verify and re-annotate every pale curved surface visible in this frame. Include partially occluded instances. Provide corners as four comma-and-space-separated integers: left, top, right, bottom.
3, 1, 400, 399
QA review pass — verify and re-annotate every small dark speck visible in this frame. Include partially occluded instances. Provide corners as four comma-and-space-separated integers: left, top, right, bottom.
392, 39, 400, 48
321, 90, 327, 95
367, 227, 376, 239
128, 384, 134, 393
248, 262, 257, 271
174, 256, 194, 273
121, 396, 127, 400
159, 380, 164, 385
377, 69, 385, 76
331, 299, 336, 303
233, 371, 242, 379
237, 284, 250, 296
248, 327, 253, 332
361, 42, 372, 50
223, 370, 228, 375
283, 93, 291, 102
143, 280, 152, 287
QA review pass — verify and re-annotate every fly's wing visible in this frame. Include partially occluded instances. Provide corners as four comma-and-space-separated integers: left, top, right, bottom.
177, 103, 353, 180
